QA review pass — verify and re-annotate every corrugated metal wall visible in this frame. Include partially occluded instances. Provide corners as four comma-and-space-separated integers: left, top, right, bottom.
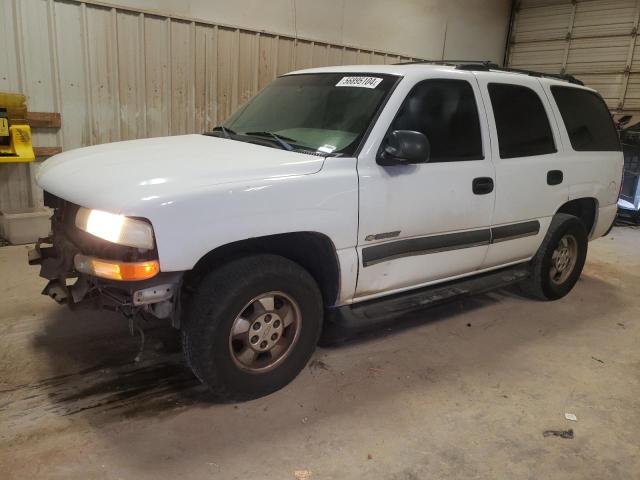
0, 0, 422, 212
507, 0, 640, 112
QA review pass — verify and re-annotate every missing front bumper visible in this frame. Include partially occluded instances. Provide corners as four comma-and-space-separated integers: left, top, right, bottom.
28, 236, 184, 326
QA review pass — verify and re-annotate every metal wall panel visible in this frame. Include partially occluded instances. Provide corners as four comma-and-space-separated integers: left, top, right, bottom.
0, 0, 29, 211
511, 2, 573, 43
0, 0, 421, 212
509, 39, 566, 72
572, 0, 637, 38
508, 0, 640, 113
89, 0, 511, 63
623, 74, 640, 109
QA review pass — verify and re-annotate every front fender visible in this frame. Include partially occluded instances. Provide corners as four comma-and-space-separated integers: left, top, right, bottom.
130, 157, 359, 272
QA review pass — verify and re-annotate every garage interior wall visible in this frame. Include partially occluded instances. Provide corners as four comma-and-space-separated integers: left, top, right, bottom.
0, 0, 511, 212
507, 0, 640, 112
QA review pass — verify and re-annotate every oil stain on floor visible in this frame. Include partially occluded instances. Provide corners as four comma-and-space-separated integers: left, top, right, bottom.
0, 323, 207, 441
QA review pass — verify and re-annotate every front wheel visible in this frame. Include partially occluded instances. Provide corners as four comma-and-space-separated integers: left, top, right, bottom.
520, 213, 588, 300
182, 254, 323, 401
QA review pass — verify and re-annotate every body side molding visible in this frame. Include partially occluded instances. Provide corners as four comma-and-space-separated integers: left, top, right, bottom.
361, 220, 541, 267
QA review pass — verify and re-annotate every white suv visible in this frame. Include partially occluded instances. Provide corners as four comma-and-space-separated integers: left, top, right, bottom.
30, 62, 623, 400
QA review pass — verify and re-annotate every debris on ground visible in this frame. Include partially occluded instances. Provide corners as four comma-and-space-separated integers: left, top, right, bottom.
564, 413, 577, 422
367, 454, 373, 460
591, 356, 605, 364
301, 417, 308, 424
543, 429, 574, 439
367, 366, 383, 377
308, 359, 330, 372
294, 469, 312, 480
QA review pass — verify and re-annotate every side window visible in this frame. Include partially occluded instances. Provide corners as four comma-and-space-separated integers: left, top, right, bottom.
488, 83, 556, 159
551, 86, 621, 152
391, 79, 483, 162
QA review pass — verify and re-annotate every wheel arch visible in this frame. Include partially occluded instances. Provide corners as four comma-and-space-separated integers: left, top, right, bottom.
183, 231, 341, 307
555, 197, 598, 237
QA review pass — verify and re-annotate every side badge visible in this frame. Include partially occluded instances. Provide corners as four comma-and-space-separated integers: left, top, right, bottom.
365, 230, 401, 242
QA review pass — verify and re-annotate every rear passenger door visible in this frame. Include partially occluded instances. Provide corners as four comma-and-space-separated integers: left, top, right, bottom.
474, 74, 569, 268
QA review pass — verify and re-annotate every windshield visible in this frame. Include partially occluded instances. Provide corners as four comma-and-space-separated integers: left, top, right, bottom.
222, 73, 398, 156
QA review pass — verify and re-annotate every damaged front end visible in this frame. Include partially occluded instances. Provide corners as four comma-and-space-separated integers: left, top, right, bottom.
28, 192, 183, 328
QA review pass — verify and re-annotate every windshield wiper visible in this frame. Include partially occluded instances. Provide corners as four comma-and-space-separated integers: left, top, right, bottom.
205, 126, 237, 139
206, 128, 300, 152
244, 131, 296, 151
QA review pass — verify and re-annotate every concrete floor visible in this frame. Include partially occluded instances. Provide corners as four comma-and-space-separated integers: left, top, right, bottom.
1, 227, 639, 480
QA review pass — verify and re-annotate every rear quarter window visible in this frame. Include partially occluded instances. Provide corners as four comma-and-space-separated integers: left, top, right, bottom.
551, 86, 621, 152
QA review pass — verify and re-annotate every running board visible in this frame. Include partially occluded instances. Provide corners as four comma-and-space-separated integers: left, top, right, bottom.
320, 266, 529, 344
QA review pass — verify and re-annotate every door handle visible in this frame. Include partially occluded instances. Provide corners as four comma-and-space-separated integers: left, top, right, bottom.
472, 177, 494, 195
547, 170, 563, 185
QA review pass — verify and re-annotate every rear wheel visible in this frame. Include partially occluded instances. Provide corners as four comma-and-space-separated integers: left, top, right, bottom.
182, 254, 323, 401
520, 213, 588, 300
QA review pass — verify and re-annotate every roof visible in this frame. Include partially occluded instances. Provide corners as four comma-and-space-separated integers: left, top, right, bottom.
289, 63, 458, 77
289, 61, 586, 88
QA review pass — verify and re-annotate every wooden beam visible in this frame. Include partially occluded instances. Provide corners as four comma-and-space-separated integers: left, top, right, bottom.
27, 112, 61, 128
11, 112, 61, 129
33, 147, 62, 157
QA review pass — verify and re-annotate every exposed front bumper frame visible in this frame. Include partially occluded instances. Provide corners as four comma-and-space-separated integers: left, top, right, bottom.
28, 234, 184, 327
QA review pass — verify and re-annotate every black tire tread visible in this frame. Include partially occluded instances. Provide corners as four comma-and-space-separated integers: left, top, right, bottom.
182, 254, 322, 401
519, 213, 588, 301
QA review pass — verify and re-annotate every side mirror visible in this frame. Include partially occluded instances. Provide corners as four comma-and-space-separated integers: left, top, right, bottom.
377, 130, 430, 166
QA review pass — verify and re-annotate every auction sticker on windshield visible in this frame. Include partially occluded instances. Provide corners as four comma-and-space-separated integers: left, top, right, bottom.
336, 76, 383, 89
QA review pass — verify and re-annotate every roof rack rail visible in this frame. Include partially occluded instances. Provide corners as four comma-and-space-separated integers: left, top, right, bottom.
456, 61, 584, 85
395, 59, 584, 86
393, 59, 492, 67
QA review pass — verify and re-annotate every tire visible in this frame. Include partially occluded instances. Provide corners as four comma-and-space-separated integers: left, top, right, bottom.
519, 213, 588, 301
182, 254, 323, 401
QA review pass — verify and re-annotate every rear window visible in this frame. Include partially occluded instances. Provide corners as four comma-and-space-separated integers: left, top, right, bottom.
551, 86, 621, 152
488, 83, 556, 159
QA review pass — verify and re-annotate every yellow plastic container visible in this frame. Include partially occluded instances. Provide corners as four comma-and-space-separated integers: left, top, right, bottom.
0, 92, 28, 120
0, 125, 35, 163
0, 92, 34, 162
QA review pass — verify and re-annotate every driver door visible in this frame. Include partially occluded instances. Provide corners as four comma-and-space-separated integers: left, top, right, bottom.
355, 74, 495, 299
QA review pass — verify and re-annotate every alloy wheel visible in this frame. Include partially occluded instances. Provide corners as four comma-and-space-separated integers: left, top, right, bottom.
228, 291, 302, 373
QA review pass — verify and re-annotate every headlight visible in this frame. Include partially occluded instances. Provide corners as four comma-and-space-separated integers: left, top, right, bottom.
75, 208, 155, 250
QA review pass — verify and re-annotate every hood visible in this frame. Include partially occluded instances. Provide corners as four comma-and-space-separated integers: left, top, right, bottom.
37, 134, 325, 214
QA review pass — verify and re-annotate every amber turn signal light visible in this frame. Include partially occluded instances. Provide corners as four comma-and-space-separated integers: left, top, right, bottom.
74, 254, 159, 281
